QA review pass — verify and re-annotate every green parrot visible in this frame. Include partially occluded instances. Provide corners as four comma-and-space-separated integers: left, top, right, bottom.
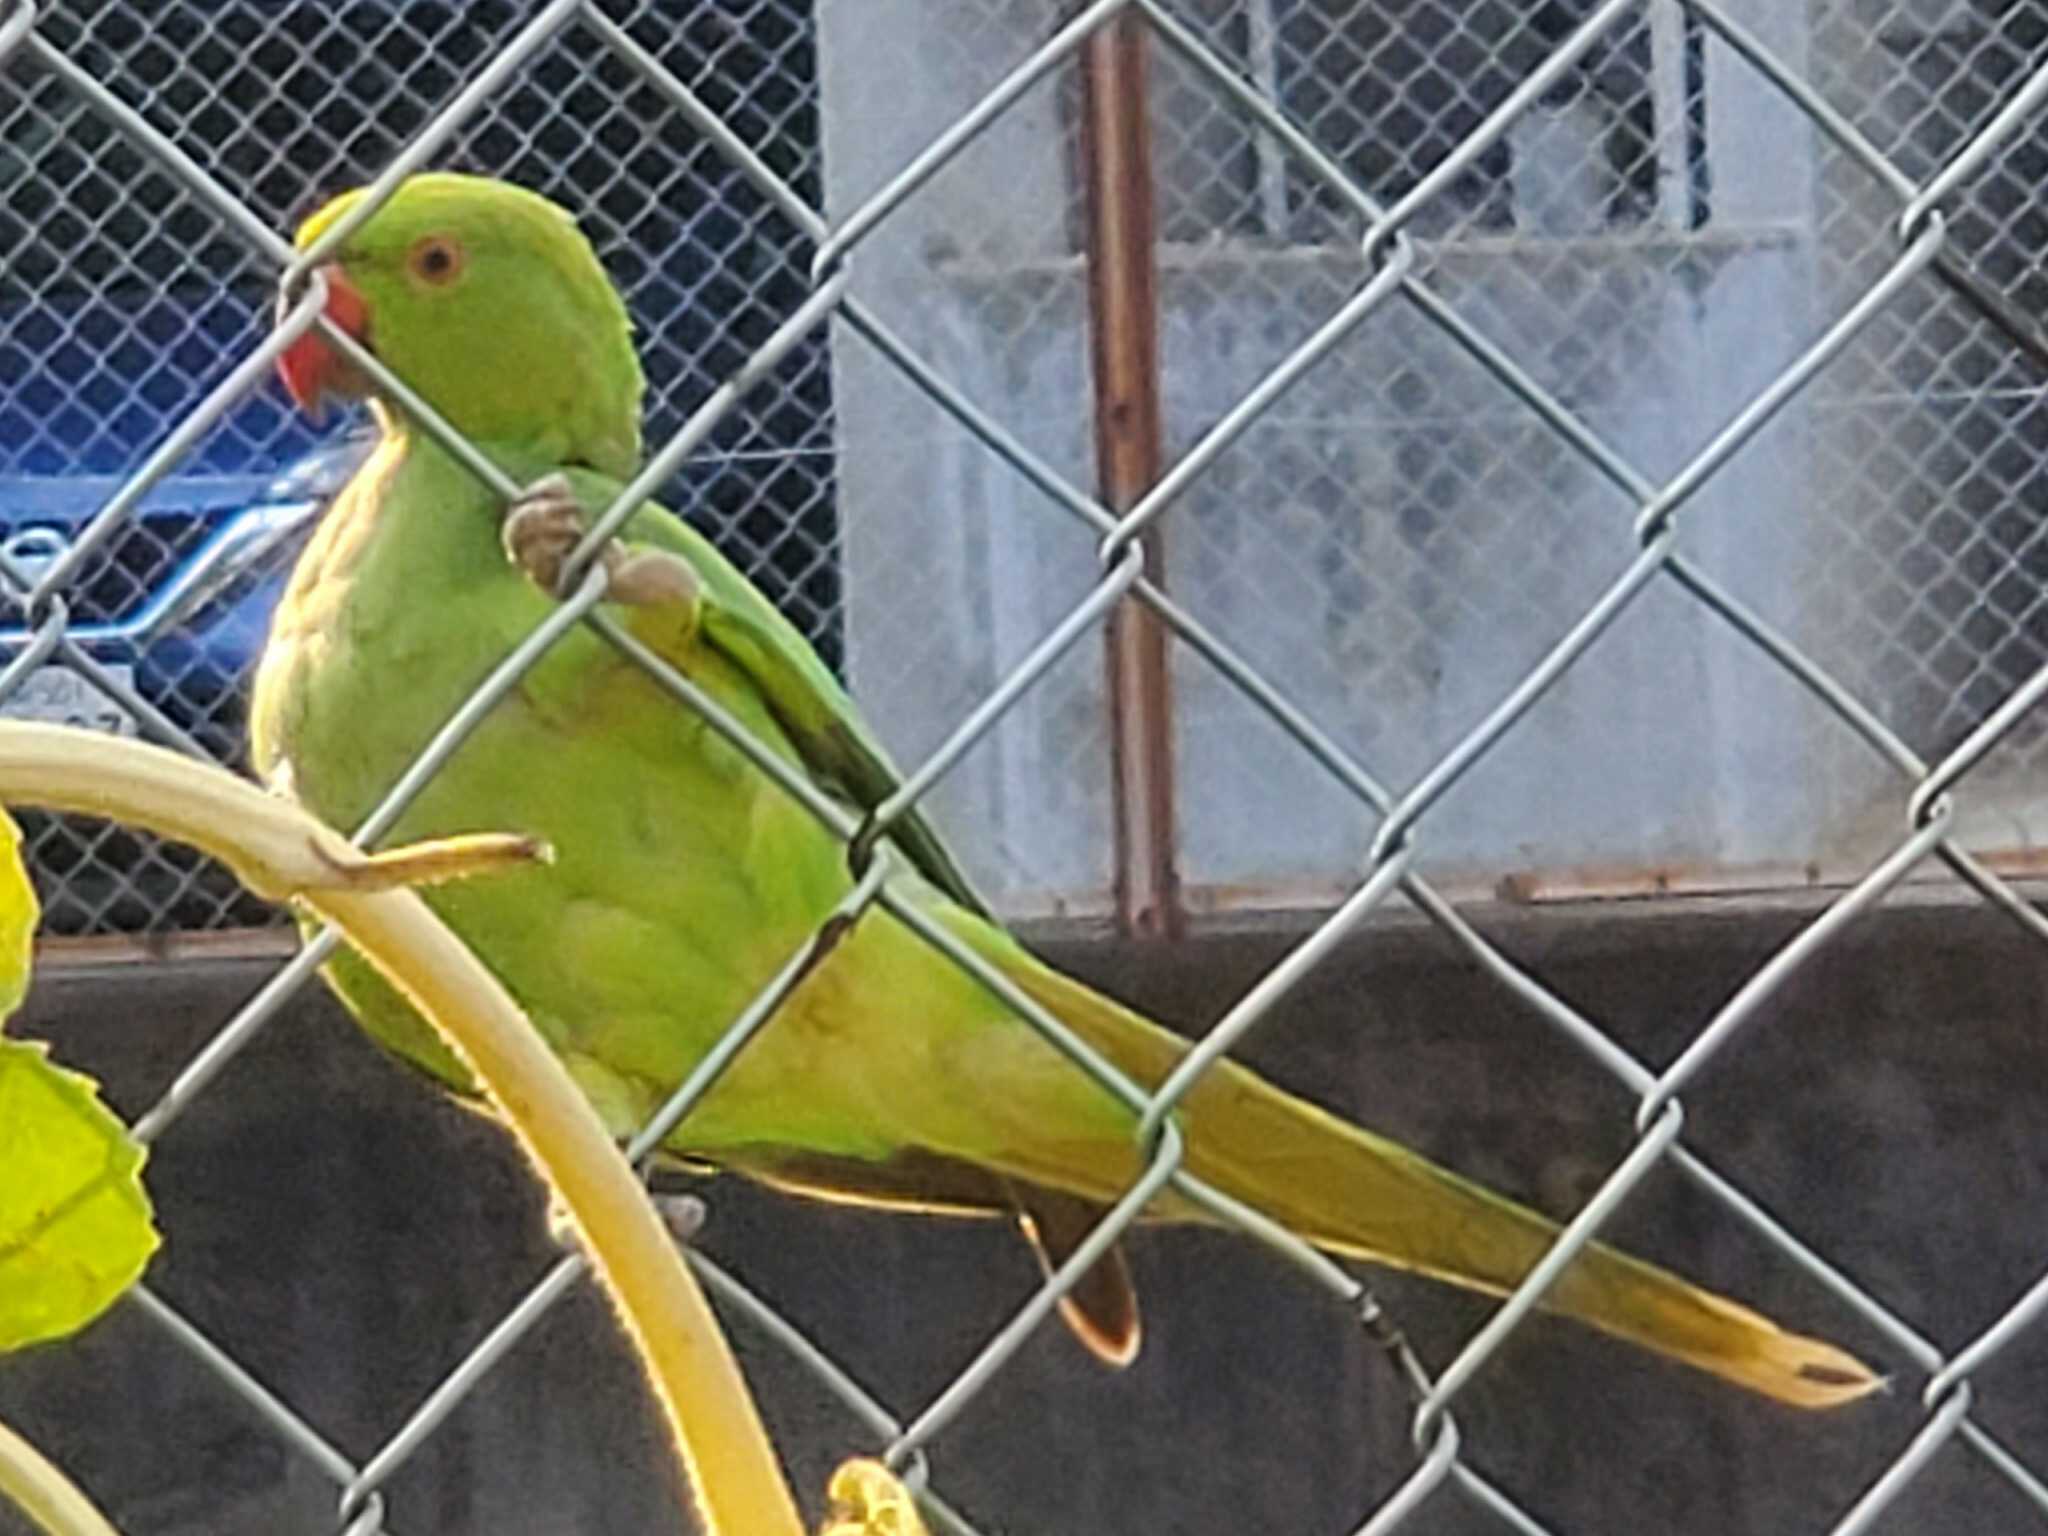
252, 172, 1874, 1408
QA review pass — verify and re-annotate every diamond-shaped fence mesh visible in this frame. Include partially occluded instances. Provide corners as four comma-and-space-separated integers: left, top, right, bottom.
9, 0, 2048, 1530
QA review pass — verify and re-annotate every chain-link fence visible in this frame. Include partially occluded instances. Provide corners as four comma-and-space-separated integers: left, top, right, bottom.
9, 0, 2048, 1530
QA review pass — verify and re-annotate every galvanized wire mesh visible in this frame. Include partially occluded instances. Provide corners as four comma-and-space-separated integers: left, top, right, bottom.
9, 0, 2048, 1531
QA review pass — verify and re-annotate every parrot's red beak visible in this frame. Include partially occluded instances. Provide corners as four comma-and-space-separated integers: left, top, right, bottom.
277, 264, 371, 416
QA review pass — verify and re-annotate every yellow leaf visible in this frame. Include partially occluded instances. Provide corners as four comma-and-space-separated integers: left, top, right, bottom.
0, 806, 158, 1353
0, 1040, 158, 1351
0, 809, 35, 1018
819, 1460, 932, 1536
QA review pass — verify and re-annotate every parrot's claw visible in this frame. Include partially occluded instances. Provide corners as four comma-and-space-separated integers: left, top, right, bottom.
610, 548, 700, 607
504, 473, 700, 609
502, 473, 590, 597
545, 1191, 705, 1254
654, 1192, 708, 1247
545, 1193, 577, 1249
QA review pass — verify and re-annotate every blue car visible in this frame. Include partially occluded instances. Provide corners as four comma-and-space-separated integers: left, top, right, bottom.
0, 284, 379, 931
0, 430, 369, 759
0, 281, 387, 735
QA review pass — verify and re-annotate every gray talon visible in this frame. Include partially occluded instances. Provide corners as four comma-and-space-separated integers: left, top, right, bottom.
654, 1193, 708, 1246
503, 475, 589, 597
503, 474, 697, 608
610, 549, 700, 607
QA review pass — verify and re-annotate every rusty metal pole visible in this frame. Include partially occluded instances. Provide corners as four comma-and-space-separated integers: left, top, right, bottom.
1079, 16, 1182, 940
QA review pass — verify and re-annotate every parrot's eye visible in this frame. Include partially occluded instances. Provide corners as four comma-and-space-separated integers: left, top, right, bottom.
408, 236, 466, 287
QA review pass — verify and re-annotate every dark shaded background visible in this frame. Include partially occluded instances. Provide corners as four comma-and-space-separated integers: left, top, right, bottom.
6, 892, 2048, 1533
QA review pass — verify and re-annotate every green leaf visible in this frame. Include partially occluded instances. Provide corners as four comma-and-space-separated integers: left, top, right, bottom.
0, 808, 33, 1019
0, 807, 159, 1352
0, 1041, 158, 1351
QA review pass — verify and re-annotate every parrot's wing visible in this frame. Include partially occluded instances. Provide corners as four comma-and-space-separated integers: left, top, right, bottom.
583, 474, 995, 920
562, 472, 1138, 1362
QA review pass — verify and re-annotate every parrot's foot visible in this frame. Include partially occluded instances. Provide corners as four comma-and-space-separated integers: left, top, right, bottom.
546, 1191, 707, 1252
504, 472, 699, 607
545, 1193, 576, 1249
654, 1192, 708, 1247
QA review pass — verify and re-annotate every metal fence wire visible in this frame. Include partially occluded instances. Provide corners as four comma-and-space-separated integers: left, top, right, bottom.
10, 0, 2048, 1530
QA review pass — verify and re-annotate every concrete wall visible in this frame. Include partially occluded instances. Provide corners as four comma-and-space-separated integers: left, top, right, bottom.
5, 896, 2048, 1534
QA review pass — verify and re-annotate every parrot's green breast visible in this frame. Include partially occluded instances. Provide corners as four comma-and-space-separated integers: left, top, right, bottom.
249, 430, 983, 1161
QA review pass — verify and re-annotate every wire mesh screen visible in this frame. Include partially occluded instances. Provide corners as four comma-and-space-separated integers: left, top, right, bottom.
9, 0, 2048, 1532
1800, 4, 2048, 833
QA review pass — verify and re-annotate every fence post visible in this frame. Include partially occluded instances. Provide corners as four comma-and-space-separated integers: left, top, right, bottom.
1079, 13, 1182, 940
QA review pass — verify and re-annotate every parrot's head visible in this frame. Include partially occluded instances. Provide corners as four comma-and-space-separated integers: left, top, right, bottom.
276, 172, 644, 479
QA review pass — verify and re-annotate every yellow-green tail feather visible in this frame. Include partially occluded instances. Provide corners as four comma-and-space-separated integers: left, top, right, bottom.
989, 950, 1879, 1409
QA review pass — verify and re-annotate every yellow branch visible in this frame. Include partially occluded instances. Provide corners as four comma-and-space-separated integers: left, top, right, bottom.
0, 1419, 122, 1536
0, 724, 802, 1536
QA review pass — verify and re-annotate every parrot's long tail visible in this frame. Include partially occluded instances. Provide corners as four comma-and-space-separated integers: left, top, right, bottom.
996, 953, 1880, 1410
